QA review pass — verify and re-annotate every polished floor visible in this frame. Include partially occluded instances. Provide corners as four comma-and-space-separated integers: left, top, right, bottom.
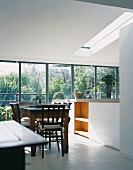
25, 133, 133, 170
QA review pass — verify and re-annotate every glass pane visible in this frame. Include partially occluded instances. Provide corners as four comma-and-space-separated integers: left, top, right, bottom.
97, 67, 117, 98
49, 64, 71, 103
0, 62, 19, 106
21, 63, 46, 103
74, 66, 95, 99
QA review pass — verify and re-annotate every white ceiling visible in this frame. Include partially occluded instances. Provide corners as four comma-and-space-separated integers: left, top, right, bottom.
0, 0, 132, 66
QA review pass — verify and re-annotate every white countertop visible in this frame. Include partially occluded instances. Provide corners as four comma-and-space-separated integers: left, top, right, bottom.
70, 98, 120, 103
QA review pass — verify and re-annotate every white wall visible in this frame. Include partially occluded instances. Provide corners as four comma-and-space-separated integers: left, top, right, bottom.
120, 23, 133, 157
89, 102, 120, 149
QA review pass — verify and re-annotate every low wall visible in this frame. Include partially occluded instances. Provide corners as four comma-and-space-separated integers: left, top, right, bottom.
89, 102, 120, 150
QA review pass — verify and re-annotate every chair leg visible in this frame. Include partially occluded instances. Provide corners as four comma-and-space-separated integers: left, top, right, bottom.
42, 144, 44, 158
61, 131, 64, 156
56, 131, 60, 151
49, 131, 51, 149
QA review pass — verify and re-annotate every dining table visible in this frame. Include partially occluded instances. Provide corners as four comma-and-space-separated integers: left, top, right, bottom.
20, 104, 70, 156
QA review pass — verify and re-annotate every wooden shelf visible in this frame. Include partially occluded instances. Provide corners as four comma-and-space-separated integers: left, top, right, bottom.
75, 118, 88, 122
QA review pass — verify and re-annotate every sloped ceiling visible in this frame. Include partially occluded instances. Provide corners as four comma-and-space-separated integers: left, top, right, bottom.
76, 0, 133, 9
0, 0, 132, 66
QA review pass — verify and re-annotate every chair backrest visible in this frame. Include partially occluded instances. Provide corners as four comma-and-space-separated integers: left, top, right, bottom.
54, 101, 72, 108
41, 104, 66, 128
63, 102, 72, 109
10, 103, 21, 124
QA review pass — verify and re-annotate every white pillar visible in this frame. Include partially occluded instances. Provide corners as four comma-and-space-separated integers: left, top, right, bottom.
120, 23, 133, 157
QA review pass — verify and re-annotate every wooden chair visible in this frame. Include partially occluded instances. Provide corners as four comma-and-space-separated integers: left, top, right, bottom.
38, 104, 66, 158
10, 103, 30, 128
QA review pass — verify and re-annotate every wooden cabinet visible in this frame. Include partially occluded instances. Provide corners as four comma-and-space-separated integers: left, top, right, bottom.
74, 101, 89, 138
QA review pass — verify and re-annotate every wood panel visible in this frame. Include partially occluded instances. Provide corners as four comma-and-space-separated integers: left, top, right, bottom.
75, 120, 88, 132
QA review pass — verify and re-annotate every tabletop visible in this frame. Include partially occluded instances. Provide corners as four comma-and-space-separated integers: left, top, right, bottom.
0, 120, 47, 149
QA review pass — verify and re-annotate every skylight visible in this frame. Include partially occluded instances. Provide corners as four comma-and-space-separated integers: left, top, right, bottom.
73, 12, 133, 57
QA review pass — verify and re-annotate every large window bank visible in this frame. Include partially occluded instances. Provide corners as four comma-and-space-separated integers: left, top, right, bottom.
0, 61, 119, 106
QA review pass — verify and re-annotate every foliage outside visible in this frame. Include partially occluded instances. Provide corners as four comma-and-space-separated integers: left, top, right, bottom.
53, 92, 65, 99
101, 74, 116, 85
74, 66, 87, 93
0, 106, 12, 121
48, 65, 71, 102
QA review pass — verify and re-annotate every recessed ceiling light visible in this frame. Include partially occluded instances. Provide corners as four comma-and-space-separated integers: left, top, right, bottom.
81, 46, 90, 49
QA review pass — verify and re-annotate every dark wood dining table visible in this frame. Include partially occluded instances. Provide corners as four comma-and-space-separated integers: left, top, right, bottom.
20, 104, 70, 156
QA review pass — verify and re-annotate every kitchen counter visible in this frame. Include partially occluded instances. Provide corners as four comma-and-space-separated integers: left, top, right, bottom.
69, 98, 120, 150
70, 98, 119, 103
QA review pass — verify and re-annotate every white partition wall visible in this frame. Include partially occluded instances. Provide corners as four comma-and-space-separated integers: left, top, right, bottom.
120, 23, 133, 157
89, 102, 120, 149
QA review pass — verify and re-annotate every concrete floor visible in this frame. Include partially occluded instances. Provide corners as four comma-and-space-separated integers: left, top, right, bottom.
25, 133, 133, 170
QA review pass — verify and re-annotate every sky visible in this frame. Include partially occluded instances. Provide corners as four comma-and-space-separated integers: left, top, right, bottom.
0, 62, 18, 75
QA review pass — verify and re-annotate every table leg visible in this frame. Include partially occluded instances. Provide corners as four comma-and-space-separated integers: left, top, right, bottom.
30, 113, 36, 156
0, 147, 25, 170
63, 113, 69, 153
31, 144, 36, 156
